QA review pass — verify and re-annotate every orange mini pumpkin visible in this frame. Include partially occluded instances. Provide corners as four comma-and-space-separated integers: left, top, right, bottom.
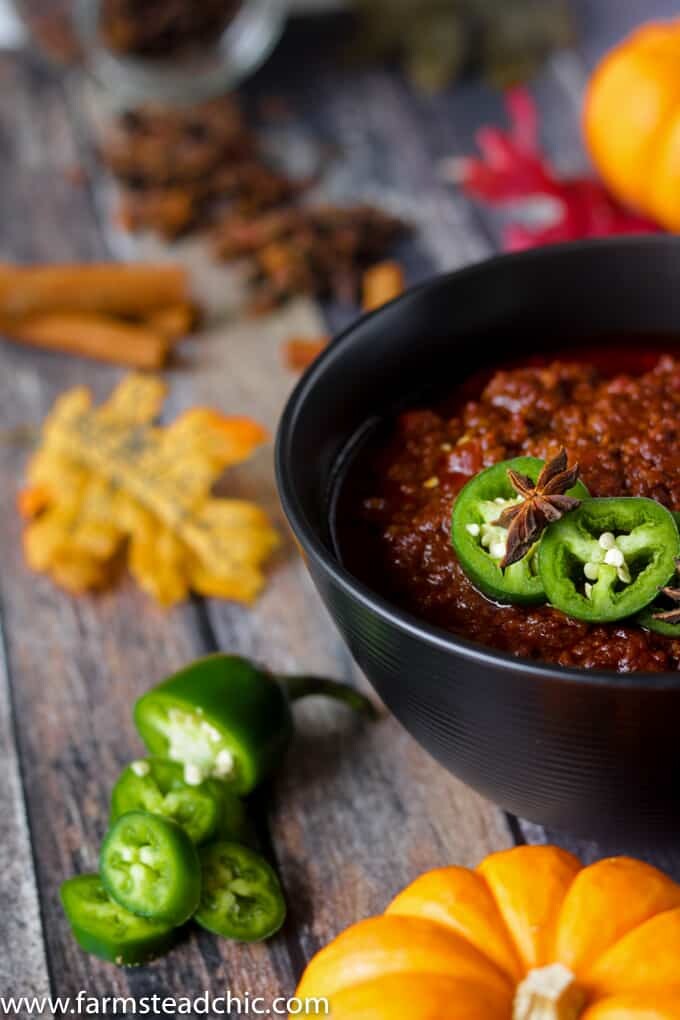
296, 845, 680, 1019
584, 19, 680, 231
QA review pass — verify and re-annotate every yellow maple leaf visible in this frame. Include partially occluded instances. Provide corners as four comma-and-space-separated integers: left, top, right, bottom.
19, 374, 278, 606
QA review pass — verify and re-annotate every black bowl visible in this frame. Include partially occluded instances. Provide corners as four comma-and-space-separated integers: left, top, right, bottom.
275, 236, 680, 842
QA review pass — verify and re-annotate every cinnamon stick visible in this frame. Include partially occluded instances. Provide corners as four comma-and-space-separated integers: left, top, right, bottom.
362, 260, 405, 312
4, 312, 170, 369
0, 264, 189, 319
283, 336, 329, 372
146, 302, 197, 340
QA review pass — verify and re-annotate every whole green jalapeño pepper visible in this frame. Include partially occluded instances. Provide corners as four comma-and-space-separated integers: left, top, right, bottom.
451, 457, 589, 604
539, 497, 680, 623
134, 655, 376, 795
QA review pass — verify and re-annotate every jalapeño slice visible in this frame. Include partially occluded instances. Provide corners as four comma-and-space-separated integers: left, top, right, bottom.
60, 874, 180, 966
100, 811, 201, 926
133, 657, 289, 796
451, 456, 589, 604
539, 497, 680, 623
636, 602, 680, 637
637, 520, 680, 636
134, 655, 375, 796
195, 841, 286, 943
110, 758, 223, 846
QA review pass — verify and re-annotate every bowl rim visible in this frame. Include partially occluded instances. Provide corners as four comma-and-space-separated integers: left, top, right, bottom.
276, 235, 680, 692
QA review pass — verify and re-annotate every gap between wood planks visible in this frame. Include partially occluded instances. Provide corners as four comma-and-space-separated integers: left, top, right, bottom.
0, 598, 51, 1000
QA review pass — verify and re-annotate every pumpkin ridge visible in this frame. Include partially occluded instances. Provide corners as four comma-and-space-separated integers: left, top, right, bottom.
582, 905, 680, 997
553, 857, 680, 976
477, 846, 582, 971
325, 973, 514, 1020
294, 848, 680, 1019
295, 914, 514, 1002
386, 865, 524, 981
581, 989, 680, 1020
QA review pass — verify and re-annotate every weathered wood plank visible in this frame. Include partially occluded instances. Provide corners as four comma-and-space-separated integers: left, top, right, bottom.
572, 0, 679, 68
5, 2, 677, 1004
66, 17, 517, 977
174, 304, 514, 965
0, 610, 51, 1002
0, 53, 295, 1004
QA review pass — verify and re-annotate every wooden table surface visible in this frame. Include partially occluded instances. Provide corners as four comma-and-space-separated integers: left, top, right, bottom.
1, 1, 678, 1012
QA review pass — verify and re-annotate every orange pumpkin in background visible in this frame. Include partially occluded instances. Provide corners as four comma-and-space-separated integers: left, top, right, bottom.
584, 19, 680, 231
296, 845, 680, 1019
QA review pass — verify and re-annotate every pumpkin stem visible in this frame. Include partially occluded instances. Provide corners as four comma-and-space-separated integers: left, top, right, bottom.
513, 964, 586, 1020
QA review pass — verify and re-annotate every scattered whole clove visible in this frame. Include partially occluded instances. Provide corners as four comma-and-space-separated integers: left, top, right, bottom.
101, 98, 406, 310
213, 205, 405, 313
99, 0, 242, 58
101, 98, 297, 239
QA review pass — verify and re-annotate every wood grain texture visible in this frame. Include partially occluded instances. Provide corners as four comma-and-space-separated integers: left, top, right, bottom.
72, 15, 515, 992
0, 54, 294, 1005
573, 0, 680, 67
0, 612, 50, 1000
182, 307, 514, 967
196, 41, 516, 973
79, 15, 518, 971
2, 0, 680, 1007
0, 39, 511, 1005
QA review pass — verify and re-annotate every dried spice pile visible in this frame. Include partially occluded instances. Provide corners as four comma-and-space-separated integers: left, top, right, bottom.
103, 98, 296, 240
100, 0, 241, 57
101, 97, 405, 311
213, 205, 404, 313
18, 0, 242, 64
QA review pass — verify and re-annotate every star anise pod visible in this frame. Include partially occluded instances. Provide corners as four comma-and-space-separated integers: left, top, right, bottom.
653, 559, 680, 624
494, 448, 581, 569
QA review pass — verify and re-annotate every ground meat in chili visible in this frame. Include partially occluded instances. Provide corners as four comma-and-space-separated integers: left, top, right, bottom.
337, 354, 680, 672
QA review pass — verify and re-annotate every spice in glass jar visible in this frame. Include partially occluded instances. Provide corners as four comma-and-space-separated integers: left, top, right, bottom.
99, 0, 243, 58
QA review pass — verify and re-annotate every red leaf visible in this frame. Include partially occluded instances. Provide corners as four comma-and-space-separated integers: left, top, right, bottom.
457, 87, 659, 249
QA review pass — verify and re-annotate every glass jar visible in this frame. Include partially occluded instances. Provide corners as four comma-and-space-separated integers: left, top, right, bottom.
12, 0, 83, 64
14, 0, 285, 104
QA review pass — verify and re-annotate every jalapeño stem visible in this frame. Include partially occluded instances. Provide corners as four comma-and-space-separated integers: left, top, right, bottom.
275, 674, 378, 720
